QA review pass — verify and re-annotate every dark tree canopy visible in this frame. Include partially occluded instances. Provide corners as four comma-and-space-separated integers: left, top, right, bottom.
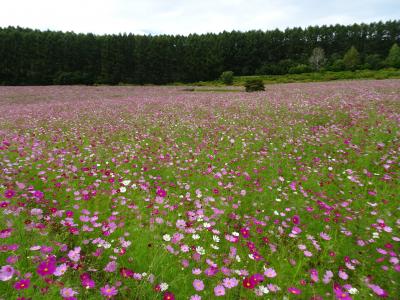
0, 20, 399, 85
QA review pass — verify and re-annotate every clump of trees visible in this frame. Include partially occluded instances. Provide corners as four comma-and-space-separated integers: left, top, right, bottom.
0, 21, 399, 85
220, 71, 234, 85
244, 79, 265, 92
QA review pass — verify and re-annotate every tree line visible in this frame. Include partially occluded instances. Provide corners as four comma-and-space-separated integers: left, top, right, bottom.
0, 20, 399, 85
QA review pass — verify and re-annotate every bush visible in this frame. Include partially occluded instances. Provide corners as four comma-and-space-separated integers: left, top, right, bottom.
288, 64, 312, 74
244, 79, 265, 92
329, 59, 345, 72
220, 71, 234, 85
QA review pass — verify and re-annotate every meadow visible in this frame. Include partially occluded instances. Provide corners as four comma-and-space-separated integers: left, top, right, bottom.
0, 80, 399, 299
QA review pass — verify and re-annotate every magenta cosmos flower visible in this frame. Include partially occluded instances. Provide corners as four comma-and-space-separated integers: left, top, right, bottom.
4, 189, 15, 199
240, 228, 250, 238
157, 188, 167, 197
14, 279, 30, 290
163, 292, 175, 300
292, 215, 300, 225
80, 273, 95, 289
243, 277, 256, 289
100, 284, 118, 298
37, 257, 56, 276
288, 287, 302, 295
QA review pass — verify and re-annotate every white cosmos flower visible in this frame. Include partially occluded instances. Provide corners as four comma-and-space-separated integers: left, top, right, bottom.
213, 235, 220, 242
259, 285, 270, 294
196, 246, 205, 255
159, 283, 169, 291
211, 244, 219, 250
348, 288, 359, 294
232, 232, 239, 237
203, 222, 211, 228
192, 234, 200, 240
163, 234, 171, 242
119, 187, 126, 193
122, 180, 131, 186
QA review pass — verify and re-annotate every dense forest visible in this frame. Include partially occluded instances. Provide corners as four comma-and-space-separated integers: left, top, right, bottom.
0, 20, 399, 85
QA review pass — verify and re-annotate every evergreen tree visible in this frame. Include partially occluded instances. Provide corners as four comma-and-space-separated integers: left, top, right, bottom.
343, 46, 360, 71
386, 43, 400, 68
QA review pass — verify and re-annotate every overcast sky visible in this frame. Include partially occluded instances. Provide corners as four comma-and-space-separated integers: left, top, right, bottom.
1, 0, 399, 35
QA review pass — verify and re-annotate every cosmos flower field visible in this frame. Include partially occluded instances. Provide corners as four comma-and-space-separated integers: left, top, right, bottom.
0, 80, 399, 299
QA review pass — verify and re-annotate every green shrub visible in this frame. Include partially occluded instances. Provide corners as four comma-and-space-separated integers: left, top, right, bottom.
329, 59, 345, 72
288, 64, 312, 74
244, 79, 265, 92
220, 71, 234, 85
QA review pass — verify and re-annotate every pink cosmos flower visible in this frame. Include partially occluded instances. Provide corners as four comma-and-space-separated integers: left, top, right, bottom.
104, 261, 117, 272
120, 268, 134, 278
323, 270, 333, 284
61, 288, 78, 298
310, 269, 319, 282
54, 263, 68, 276
338, 270, 348, 280
0, 229, 12, 239
100, 284, 118, 298
193, 279, 204, 291
222, 277, 238, 289
333, 285, 352, 300
320, 232, 331, 240
6, 255, 19, 264
214, 285, 225, 296
190, 295, 201, 300
264, 268, 277, 278
367, 284, 388, 297
68, 247, 81, 262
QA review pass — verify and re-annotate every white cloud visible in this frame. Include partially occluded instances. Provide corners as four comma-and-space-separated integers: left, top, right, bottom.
0, 0, 398, 35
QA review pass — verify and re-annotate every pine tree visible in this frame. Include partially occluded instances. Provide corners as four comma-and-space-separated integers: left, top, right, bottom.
343, 46, 360, 71
386, 43, 400, 68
